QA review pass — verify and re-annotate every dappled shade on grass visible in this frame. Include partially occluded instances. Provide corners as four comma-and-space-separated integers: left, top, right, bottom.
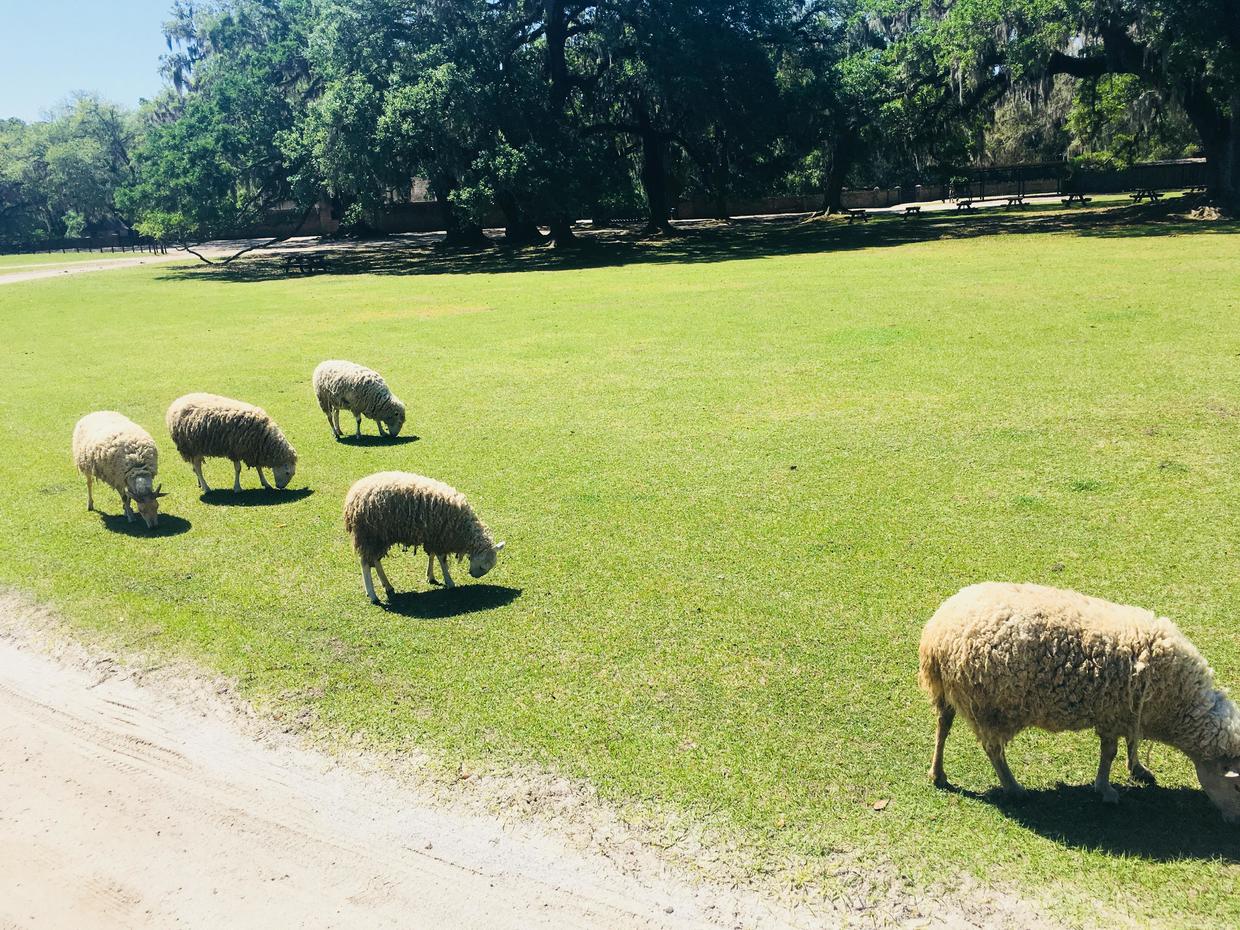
157, 195, 1234, 284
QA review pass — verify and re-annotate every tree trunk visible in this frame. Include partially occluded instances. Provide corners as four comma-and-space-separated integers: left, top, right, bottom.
711, 135, 730, 220
549, 216, 577, 247
496, 190, 545, 245
436, 184, 488, 248
819, 129, 857, 215
1208, 99, 1239, 209
639, 130, 673, 235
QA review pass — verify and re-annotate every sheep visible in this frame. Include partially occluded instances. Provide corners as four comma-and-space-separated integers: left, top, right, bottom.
343, 471, 505, 602
312, 360, 406, 439
919, 582, 1240, 821
72, 411, 166, 528
165, 393, 297, 493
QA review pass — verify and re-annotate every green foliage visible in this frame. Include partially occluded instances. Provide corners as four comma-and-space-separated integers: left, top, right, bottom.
0, 95, 139, 245
1066, 74, 1198, 166
119, 0, 316, 247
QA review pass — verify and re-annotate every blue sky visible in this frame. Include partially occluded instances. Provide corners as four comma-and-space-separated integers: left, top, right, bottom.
0, 0, 172, 121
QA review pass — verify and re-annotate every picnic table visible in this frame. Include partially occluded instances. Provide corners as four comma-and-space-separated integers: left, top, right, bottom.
955, 200, 975, 211
1005, 195, 1027, 209
284, 253, 328, 274
847, 209, 870, 224
902, 205, 921, 219
1186, 184, 1207, 193
1129, 188, 1163, 202
1061, 193, 1092, 206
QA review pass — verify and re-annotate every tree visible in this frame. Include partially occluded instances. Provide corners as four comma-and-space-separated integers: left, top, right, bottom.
119, 0, 319, 261
936, 0, 1240, 206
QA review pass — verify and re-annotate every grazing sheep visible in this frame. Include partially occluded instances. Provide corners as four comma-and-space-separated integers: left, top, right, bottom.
920, 582, 1240, 821
165, 393, 297, 493
312, 360, 406, 439
72, 411, 166, 528
343, 471, 504, 602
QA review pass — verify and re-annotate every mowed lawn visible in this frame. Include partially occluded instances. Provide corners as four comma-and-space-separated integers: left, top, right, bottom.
2, 216, 1239, 926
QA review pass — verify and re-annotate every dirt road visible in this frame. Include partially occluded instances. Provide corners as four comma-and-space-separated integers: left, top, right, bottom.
0, 254, 188, 287
0, 636, 805, 930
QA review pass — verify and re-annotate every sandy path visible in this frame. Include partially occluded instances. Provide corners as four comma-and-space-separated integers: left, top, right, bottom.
0, 254, 187, 286
0, 637, 806, 930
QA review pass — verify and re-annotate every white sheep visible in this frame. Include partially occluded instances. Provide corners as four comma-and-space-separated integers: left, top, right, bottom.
165, 393, 297, 493
312, 360, 406, 439
343, 471, 505, 602
72, 411, 166, 528
920, 582, 1240, 820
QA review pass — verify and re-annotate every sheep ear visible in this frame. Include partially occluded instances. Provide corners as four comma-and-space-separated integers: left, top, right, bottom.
155, 484, 167, 497
494, 540, 505, 551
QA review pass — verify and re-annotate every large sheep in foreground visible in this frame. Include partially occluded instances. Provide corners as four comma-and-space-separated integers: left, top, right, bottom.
312, 360, 406, 439
920, 582, 1240, 821
72, 411, 166, 528
165, 393, 297, 493
343, 471, 504, 602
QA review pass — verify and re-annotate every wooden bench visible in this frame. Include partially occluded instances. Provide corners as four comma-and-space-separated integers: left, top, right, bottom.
1186, 184, 1207, 194
1005, 196, 1027, 209
1129, 188, 1162, 203
955, 200, 975, 211
1061, 193, 1092, 206
283, 254, 328, 274
847, 209, 870, 224
902, 205, 921, 218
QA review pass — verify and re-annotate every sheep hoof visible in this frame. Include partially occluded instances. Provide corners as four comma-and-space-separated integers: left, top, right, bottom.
1001, 785, 1029, 801
930, 772, 949, 789
1130, 766, 1157, 786
1096, 784, 1120, 804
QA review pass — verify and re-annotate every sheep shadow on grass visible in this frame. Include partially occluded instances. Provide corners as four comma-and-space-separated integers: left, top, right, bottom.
200, 487, 315, 507
336, 434, 419, 447
99, 512, 193, 537
983, 782, 1240, 862
382, 584, 522, 620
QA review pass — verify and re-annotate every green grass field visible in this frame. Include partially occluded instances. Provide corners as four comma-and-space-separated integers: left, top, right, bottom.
2, 208, 1238, 926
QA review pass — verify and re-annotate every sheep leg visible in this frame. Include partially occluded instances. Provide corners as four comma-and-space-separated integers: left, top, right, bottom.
1126, 737, 1157, 785
438, 555, 455, 589
193, 458, 211, 493
1094, 735, 1120, 803
326, 408, 341, 439
360, 559, 379, 604
355, 412, 363, 437
929, 702, 954, 788
232, 460, 244, 493
122, 493, 135, 523
981, 739, 1027, 798
86, 475, 94, 511
426, 554, 438, 585
373, 560, 395, 598
257, 467, 273, 490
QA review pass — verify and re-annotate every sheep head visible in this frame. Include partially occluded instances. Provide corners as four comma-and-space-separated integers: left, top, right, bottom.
1193, 759, 1240, 823
468, 540, 505, 579
133, 484, 167, 528
273, 463, 296, 489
